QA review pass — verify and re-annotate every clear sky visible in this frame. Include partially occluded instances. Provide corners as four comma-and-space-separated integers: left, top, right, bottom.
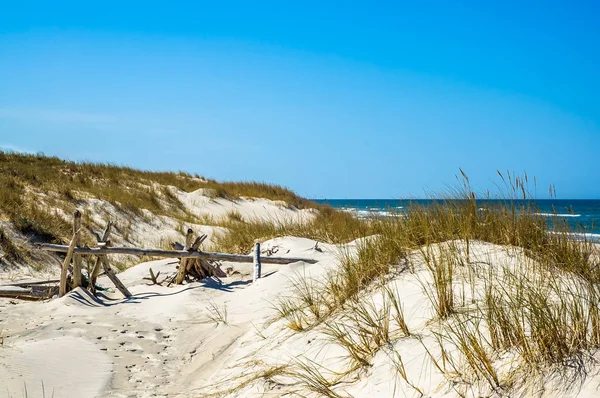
1, 1, 599, 199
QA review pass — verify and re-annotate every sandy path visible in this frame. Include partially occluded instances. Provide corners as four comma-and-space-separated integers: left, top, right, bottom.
0, 237, 331, 398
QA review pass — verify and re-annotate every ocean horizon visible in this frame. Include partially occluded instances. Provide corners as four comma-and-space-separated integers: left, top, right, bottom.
316, 199, 600, 241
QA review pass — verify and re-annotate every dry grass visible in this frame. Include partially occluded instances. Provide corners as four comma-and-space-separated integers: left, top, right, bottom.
0, 227, 28, 262
205, 300, 228, 325
212, 206, 368, 255
263, 171, 600, 396
0, 151, 323, 246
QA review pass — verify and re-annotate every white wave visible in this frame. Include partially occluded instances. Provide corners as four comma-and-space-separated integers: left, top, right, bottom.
549, 231, 600, 242
536, 212, 581, 218
342, 208, 404, 219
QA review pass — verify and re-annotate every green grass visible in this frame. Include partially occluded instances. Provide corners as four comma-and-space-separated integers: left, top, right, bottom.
257, 171, 600, 396
0, 150, 324, 245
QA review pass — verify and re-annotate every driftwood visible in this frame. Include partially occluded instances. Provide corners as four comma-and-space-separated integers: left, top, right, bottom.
0, 279, 60, 287
0, 287, 31, 295
147, 268, 162, 285
89, 221, 112, 295
0, 291, 51, 301
99, 245, 132, 298
175, 229, 195, 284
0, 284, 58, 300
38, 244, 317, 264
72, 210, 83, 288
59, 227, 81, 297
191, 234, 208, 250
175, 231, 226, 283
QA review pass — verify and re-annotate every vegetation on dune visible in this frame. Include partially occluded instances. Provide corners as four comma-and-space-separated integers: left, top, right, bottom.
0, 151, 320, 248
209, 171, 600, 397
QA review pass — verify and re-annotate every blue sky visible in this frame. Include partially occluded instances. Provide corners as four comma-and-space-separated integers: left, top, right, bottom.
1, 1, 599, 199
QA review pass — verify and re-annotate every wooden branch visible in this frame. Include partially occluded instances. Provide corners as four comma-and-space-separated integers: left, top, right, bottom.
100, 221, 113, 242
0, 287, 32, 295
0, 292, 49, 301
175, 229, 194, 284
148, 268, 161, 285
90, 221, 112, 295
199, 259, 226, 278
0, 279, 60, 287
37, 244, 317, 264
59, 228, 81, 297
190, 234, 207, 251
72, 210, 83, 289
100, 243, 132, 298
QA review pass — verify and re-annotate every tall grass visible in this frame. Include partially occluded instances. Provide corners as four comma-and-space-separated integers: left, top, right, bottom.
262, 171, 600, 395
0, 150, 328, 245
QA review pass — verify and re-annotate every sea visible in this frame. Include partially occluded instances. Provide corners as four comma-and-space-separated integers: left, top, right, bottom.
315, 199, 600, 243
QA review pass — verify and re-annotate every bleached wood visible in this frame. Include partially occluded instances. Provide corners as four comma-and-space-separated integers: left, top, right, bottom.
175, 229, 195, 284
190, 234, 207, 251
38, 244, 317, 264
90, 221, 112, 295
59, 229, 81, 297
100, 242, 132, 298
0, 279, 60, 287
72, 210, 83, 288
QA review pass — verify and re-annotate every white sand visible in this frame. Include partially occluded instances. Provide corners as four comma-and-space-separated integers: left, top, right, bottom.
0, 237, 334, 397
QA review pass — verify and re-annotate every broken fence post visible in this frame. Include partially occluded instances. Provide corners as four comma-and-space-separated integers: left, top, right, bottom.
89, 220, 112, 295
175, 228, 194, 284
100, 242, 132, 298
72, 210, 83, 289
59, 228, 81, 297
253, 242, 261, 283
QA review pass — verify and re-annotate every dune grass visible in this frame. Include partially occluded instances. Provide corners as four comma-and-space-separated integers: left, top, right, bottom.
244, 171, 600, 396
0, 150, 322, 246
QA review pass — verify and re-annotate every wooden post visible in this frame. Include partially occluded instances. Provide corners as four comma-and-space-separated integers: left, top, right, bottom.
59, 229, 80, 297
100, 243, 132, 298
253, 242, 261, 283
89, 221, 112, 295
175, 228, 194, 284
72, 210, 83, 288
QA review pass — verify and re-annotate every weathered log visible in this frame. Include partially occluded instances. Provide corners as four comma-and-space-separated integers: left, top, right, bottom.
0, 292, 50, 301
175, 229, 195, 284
90, 221, 112, 295
200, 258, 226, 278
0, 279, 60, 287
100, 246, 132, 298
37, 244, 318, 264
0, 286, 32, 295
59, 228, 81, 297
72, 210, 83, 288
